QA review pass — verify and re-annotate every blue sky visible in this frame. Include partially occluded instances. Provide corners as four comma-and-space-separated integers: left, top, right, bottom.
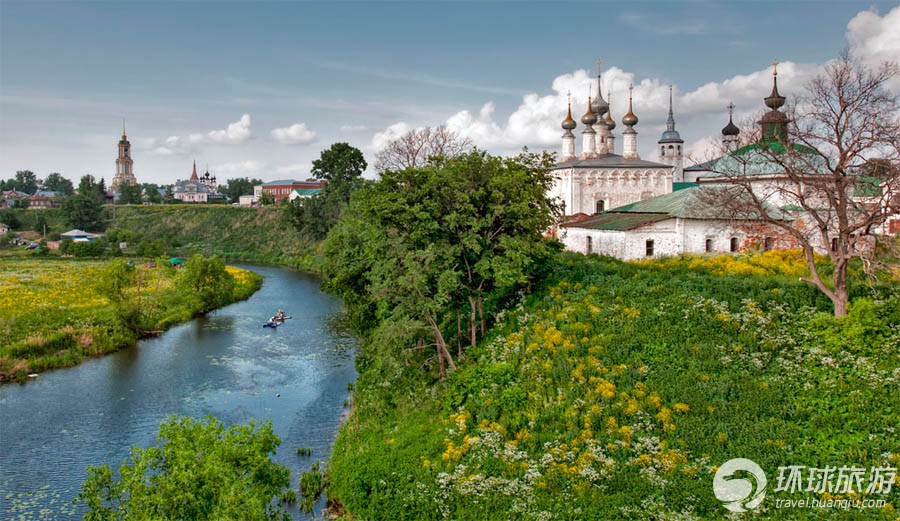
2, 1, 899, 185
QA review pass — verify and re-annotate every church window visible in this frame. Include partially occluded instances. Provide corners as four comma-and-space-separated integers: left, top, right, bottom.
831, 237, 838, 252
730, 237, 739, 252
595, 200, 605, 213
705, 238, 713, 253
645, 239, 654, 257
660, 146, 665, 156
677, 145, 681, 154
586, 236, 592, 254
764, 237, 774, 251
668, 145, 674, 153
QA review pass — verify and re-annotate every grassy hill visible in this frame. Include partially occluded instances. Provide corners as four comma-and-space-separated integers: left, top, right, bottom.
105, 205, 322, 270
329, 251, 900, 520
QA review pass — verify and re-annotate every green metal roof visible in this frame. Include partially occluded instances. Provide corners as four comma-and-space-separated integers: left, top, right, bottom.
704, 142, 829, 179
853, 176, 884, 197
292, 188, 323, 196
566, 212, 672, 231
608, 186, 788, 220
673, 182, 699, 191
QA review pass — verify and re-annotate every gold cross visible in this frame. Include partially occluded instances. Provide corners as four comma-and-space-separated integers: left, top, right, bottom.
773, 60, 779, 76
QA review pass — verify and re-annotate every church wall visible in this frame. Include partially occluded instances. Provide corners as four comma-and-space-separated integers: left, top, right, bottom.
559, 219, 680, 260
553, 167, 673, 215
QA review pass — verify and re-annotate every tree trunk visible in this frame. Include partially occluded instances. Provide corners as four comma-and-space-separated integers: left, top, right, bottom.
425, 314, 456, 376
831, 260, 849, 318
468, 296, 477, 349
456, 312, 462, 357
477, 297, 485, 335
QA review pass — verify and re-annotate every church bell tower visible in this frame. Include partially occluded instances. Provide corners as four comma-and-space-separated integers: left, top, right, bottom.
112, 121, 138, 191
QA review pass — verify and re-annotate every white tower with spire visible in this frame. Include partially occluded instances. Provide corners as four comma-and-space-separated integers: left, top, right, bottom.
657, 86, 684, 181
560, 92, 577, 161
580, 95, 598, 159
621, 85, 640, 159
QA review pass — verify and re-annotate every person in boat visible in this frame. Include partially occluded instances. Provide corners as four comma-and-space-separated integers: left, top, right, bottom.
275, 309, 286, 320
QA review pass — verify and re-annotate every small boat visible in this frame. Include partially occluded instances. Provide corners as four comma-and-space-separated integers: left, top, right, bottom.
263, 321, 279, 329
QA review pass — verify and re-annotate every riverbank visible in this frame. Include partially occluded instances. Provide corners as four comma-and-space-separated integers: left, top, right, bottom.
0, 257, 262, 382
327, 251, 900, 520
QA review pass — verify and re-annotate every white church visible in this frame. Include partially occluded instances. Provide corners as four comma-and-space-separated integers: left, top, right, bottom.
553, 60, 837, 260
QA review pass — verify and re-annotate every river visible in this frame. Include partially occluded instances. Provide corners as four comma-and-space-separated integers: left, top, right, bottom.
0, 265, 357, 520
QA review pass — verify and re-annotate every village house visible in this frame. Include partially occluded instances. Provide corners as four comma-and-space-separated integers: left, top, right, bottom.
0, 222, 9, 234
255, 179, 327, 204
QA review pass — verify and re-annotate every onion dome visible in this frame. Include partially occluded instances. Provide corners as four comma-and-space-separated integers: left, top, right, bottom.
604, 91, 616, 131
590, 60, 610, 117
658, 85, 683, 143
622, 85, 638, 127
581, 96, 598, 127
721, 102, 740, 136
764, 60, 786, 110
561, 96, 577, 131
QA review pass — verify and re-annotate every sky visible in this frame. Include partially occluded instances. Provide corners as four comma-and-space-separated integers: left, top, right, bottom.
1, 1, 899, 186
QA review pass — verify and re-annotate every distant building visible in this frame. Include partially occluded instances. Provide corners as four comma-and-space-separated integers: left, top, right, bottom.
27, 194, 60, 209
61, 229, 103, 242
111, 122, 138, 191
288, 187, 323, 202
0, 223, 9, 234
255, 179, 327, 204
238, 194, 257, 207
172, 162, 211, 203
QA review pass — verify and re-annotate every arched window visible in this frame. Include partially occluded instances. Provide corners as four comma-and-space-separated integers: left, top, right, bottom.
764, 237, 774, 251
705, 238, 713, 253
730, 237, 739, 252
668, 145, 674, 153
586, 236, 593, 254
645, 239, 655, 257
595, 200, 605, 214
677, 145, 681, 154
660, 146, 665, 156
831, 237, 838, 252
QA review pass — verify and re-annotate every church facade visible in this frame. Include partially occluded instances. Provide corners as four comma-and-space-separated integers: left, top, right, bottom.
111, 123, 138, 191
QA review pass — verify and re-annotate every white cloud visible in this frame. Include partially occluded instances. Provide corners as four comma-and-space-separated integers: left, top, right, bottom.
275, 163, 310, 175
847, 5, 900, 88
270, 122, 317, 145
207, 114, 252, 144
368, 122, 410, 151
213, 159, 267, 177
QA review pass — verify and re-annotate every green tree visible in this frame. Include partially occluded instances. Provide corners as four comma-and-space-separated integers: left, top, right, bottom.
218, 177, 262, 203
142, 184, 163, 204
0, 209, 20, 229
42, 172, 75, 195
117, 183, 143, 205
289, 143, 367, 240
257, 192, 275, 206
33, 210, 48, 234
323, 150, 561, 376
61, 194, 103, 231
96, 259, 135, 305
78, 416, 290, 521
178, 255, 236, 312
13, 170, 38, 194
59, 237, 74, 255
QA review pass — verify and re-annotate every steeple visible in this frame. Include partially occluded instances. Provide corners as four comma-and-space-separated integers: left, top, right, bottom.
590, 58, 610, 117
122, 119, 127, 139
191, 160, 199, 181
581, 94, 597, 159
759, 60, 789, 143
605, 90, 616, 154
560, 92, 577, 161
658, 85, 683, 144
621, 85, 640, 159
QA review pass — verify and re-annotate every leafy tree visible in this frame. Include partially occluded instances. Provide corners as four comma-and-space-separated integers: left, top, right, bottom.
72, 240, 103, 257
218, 177, 262, 203
78, 416, 290, 521
61, 194, 103, 231
142, 183, 163, 204
13, 198, 29, 209
117, 183, 143, 205
257, 192, 275, 206
33, 211, 48, 234
289, 143, 367, 240
96, 259, 135, 305
324, 150, 561, 376
177, 255, 236, 312
42, 172, 74, 195
59, 237, 74, 255
0, 209, 19, 229
311, 142, 367, 185
13, 170, 37, 194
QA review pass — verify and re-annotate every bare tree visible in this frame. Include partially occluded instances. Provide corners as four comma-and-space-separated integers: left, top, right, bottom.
698, 54, 899, 317
374, 125, 473, 173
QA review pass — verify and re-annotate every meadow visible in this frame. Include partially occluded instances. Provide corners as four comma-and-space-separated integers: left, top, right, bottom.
0, 258, 261, 381
328, 250, 900, 520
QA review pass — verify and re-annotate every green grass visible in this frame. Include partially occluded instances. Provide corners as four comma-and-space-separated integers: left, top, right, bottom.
0, 258, 262, 381
328, 252, 900, 520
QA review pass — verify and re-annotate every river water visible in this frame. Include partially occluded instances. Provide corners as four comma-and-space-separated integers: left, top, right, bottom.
0, 265, 357, 520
